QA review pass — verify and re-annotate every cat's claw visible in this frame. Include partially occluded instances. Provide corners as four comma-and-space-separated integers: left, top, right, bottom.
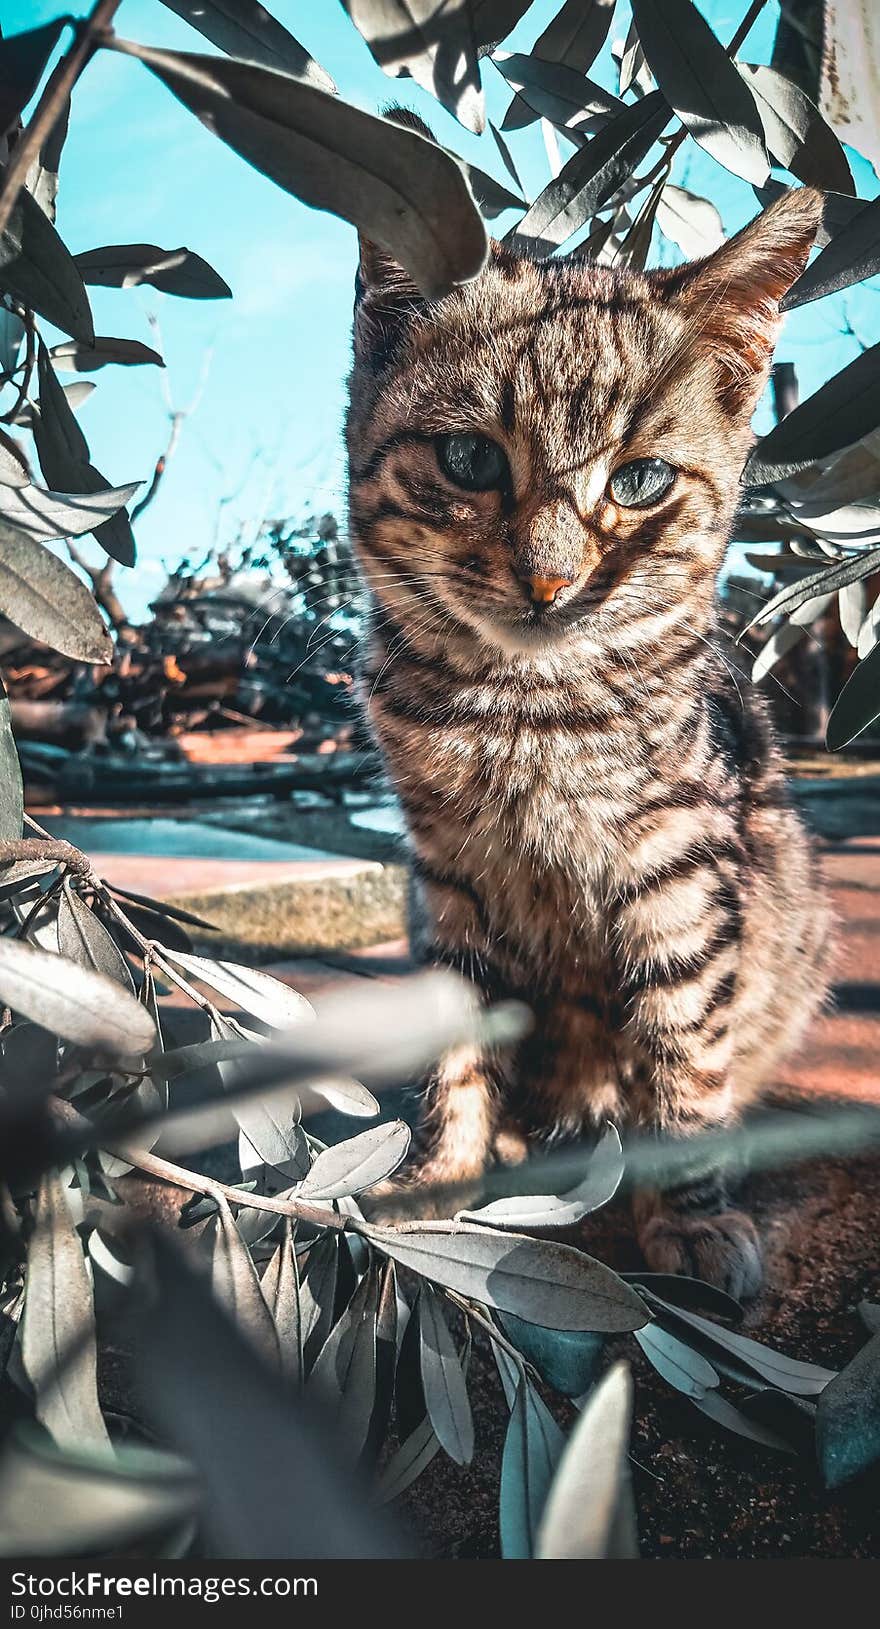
638, 1209, 763, 1302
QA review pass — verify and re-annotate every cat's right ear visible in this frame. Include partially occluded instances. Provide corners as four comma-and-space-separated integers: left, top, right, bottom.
353, 236, 425, 370
353, 104, 433, 370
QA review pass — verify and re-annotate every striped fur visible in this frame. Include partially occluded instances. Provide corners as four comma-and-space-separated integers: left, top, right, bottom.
346, 180, 832, 1296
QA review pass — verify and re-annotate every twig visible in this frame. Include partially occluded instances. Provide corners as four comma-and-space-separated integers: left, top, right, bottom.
47, 1095, 349, 1230
0, 837, 95, 879
0, 0, 123, 240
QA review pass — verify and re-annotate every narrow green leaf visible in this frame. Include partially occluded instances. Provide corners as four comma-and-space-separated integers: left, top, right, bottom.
746, 342, 880, 486
418, 1282, 473, 1465
630, 0, 769, 185
738, 63, 853, 194
0, 1426, 198, 1557
0, 521, 112, 663
784, 192, 880, 310
262, 1219, 302, 1384
343, 2, 484, 133
361, 1221, 650, 1331
308, 1265, 380, 1460
299, 1120, 410, 1201
0, 936, 156, 1055
159, 0, 335, 90
0, 182, 93, 343
74, 243, 232, 299
533, 0, 617, 78
0, 22, 66, 136
20, 1169, 110, 1451
500, 1372, 565, 1559
165, 949, 314, 1029
510, 90, 669, 251
211, 1199, 280, 1368
111, 40, 487, 299
635, 1322, 720, 1398
31, 344, 136, 566
57, 881, 133, 988
827, 640, 880, 751
50, 337, 165, 372
0, 675, 23, 840
536, 1362, 637, 1558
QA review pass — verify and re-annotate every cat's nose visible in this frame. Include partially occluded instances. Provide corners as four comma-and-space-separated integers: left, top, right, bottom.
522, 573, 573, 606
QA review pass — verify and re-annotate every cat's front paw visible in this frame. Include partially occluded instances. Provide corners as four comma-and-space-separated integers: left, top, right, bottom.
638, 1209, 763, 1301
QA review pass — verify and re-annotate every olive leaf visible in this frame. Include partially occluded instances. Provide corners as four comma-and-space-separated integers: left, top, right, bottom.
0, 523, 112, 664
31, 344, 137, 567
211, 1014, 306, 1175
299, 1120, 410, 1201
0, 1426, 198, 1558
737, 64, 853, 194
495, 50, 622, 140
456, 156, 524, 218
418, 1281, 473, 1465
0, 937, 156, 1056
132, 1233, 404, 1557
0, 676, 23, 841
299, 1232, 341, 1373
510, 90, 669, 251
211, 1199, 280, 1369
533, 0, 617, 79
635, 1322, 720, 1398
0, 180, 93, 345
308, 1264, 380, 1460
343, 2, 484, 133
74, 243, 232, 299
164, 949, 314, 1029
751, 619, 806, 683
56, 880, 133, 988
159, 0, 336, 91
629, 0, 769, 185
0, 21, 66, 137
691, 1389, 795, 1453
644, 1294, 836, 1395
745, 342, 880, 487
111, 40, 487, 300
0, 479, 140, 545
656, 183, 724, 257
50, 337, 165, 372
500, 1313, 605, 1397
460, 1123, 624, 1229
470, 0, 534, 51
261, 1219, 302, 1385
741, 546, 880, 632
827, 640, 880, 751
374, 1412, 442, 1503
499, 1368, 566, 1559
783, 192, 880, 311
25, 90, 69, 224
20, 1168, 111, 1451
536, 1362, 637, 1559
360, 1222, 650, 1331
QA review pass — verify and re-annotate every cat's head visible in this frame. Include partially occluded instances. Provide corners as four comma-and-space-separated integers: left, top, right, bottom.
347, 128, 821, 660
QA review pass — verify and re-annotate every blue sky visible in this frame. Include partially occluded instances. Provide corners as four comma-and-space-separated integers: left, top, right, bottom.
6, 0, 879, 618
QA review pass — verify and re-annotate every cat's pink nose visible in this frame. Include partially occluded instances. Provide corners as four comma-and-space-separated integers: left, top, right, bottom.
523, 573, 573, 606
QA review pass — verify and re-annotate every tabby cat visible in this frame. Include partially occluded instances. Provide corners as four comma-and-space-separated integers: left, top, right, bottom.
346, 126, 832, 1298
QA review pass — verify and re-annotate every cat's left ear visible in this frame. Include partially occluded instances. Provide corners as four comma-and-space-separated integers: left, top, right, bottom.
655, 186, 822, 406
353, 106, 432, 369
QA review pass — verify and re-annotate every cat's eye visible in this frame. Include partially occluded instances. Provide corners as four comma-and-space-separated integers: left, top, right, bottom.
608, 457, 677, 508
436, 433, 508, 492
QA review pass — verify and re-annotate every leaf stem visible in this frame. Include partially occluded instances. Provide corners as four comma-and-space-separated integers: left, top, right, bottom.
0, 0, 124, 240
